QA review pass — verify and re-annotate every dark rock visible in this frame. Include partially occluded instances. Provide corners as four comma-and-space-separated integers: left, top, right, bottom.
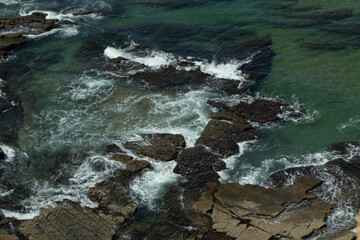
101, 57, 147, 76
72, 10, 102, 16
195, 136, 239, 157
200, 119, 254, 142
19, 200, 120, 240
174, 146, 225, 189
329, 140, 360, 155
123, 141, 145, 151
207, 100, 231, 112
134, 67, 210, 89
88, 180, 137, 217
230, 99, 283, 123
239, 47, 273, 82
0, 148, 4, 160
104, 144, 124, 154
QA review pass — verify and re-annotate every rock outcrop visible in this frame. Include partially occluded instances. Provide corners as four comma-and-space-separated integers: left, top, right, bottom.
124, 133, 186, 161
19, 201, 118, 240
0, 12, 58, 57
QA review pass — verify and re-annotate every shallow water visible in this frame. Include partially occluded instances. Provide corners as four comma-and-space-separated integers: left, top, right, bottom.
0, 0, 360, 235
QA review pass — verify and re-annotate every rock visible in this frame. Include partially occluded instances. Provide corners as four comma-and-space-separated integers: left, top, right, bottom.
230, 99, 283, 123
104, 144, 124, 154
0, 148, 4, 160
19, 201, 118, 240
141, 133, 186, 148
134, 67, 210, 89
193, 182, 218, 214
123, 141, 145, 150
72, 10, 102, 16
0, 235, 18, 240
174, 146, 225, 189
136, 145, 177, 161
88, 180, 137, 217
110, 154, 133, 164
125, 159, 151, 172
205, 176, 332, 239
195, 136, 239, 157
101, 57, 147, 76
0, 13, 58, 57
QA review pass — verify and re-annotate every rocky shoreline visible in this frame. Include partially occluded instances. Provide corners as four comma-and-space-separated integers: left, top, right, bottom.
0, 11, 358, 240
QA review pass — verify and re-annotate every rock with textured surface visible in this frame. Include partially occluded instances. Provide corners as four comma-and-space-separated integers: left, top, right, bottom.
125, 159, 151, 172
229, 99, 283, 124
88, 180, 137, 217
141, 133, 186, 148
135, 144, 177, 161
19, 201, 118, 240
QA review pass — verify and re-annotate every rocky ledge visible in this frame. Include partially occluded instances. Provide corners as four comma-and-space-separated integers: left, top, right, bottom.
0, 12, 58, 57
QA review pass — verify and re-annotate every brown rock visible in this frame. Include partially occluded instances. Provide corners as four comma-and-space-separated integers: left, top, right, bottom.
125, 160, 151, 172
136, 145, 177, 161
19, 201, 117, 240
110, 154, 133, 164
141, 133, 186, 148
206, 176, 332, 239
0, 235, 18, 240
104, 144, 124, 154
88, 180, 137, 217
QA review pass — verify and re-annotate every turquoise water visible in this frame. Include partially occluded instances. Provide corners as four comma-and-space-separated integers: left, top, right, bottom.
0, 0, 359, 233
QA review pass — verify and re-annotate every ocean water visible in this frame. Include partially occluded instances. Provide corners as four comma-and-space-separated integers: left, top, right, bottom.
0, 0, 360, 236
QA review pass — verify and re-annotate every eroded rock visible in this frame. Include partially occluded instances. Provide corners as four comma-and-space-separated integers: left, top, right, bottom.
19, 201, 119, 240
191, 176, 332, 240
88, 180, 137, 217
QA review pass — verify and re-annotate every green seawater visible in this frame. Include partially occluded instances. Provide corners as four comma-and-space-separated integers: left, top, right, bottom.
0, 0, 360, 232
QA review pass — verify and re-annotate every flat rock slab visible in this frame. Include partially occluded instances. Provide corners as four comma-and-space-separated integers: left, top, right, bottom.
193, 176, 332, 240
19, 201, 117, 240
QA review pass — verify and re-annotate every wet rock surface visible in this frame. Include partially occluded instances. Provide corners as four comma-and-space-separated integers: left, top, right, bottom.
88, 180, 137, 218
125, 133, 186, 161
0, 12, 58, 57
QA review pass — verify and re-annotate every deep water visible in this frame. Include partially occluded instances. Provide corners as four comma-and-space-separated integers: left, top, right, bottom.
0, 0, 360, 236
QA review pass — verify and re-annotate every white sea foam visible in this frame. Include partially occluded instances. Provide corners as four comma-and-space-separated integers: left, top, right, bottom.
104, 46, 177, 70
192, 59, 248, 81
0, 0, 26, 5
0, 144, 16, 162
112, 90, 215, 147
129, 160, 179, 209
2, 154, 123, 220
104, 41, 250, 81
